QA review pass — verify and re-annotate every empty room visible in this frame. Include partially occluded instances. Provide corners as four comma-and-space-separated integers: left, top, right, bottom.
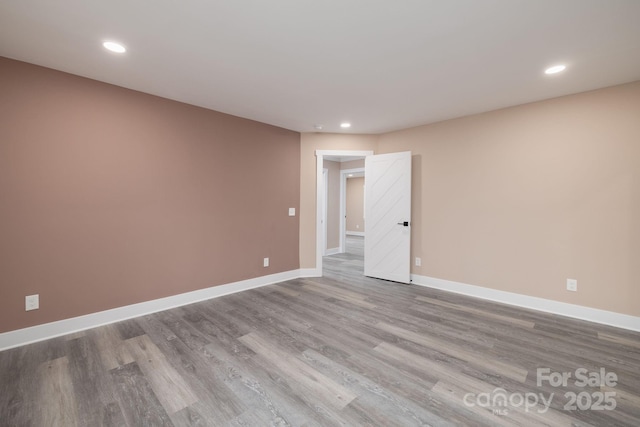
1, 1, 639, 426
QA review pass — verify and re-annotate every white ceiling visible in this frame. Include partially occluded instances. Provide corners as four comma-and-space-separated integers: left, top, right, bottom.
1, 1, 639, 134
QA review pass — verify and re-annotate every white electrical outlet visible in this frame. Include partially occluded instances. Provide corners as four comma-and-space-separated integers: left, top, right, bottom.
566, 279, 577, 292
25, 294, 39, 311
263, 257, 270, 267
288, 208, 295, 217
415, 257, 421, 267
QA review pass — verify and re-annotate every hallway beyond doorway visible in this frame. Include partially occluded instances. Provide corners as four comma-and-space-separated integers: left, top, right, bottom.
323, 235, 364, 279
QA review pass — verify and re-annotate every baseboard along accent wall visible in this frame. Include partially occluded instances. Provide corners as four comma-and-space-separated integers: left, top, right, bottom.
0, 270, 302, 351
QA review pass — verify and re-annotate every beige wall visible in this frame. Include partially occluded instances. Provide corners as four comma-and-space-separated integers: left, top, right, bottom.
323, 160, 341, 250
346, 177, 365, 233
378, 81, 640, 317
299, 134, 378, 268
0, 57, 300, 333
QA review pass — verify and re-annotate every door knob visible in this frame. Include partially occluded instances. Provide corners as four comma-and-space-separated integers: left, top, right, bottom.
397, 221, 409, 226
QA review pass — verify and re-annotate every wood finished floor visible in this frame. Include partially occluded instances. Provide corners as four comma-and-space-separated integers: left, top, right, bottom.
1, 236, 639, 426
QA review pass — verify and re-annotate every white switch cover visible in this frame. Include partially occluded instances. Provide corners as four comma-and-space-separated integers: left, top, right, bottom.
288, 208, 295, 216
264, 257, 270, 267
566, 279, 577, 292
25, 294, 39, 311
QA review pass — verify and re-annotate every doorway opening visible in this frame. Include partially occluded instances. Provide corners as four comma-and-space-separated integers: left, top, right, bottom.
315, 150, 373, 275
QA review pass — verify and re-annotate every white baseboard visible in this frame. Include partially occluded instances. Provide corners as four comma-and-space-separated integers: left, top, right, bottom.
346, 231, 365, 237
299, 268, 322, 278
0, 269, 302, 352
7, 270, 637, 352
411, 274, 640, 332
325, 247, 340, 256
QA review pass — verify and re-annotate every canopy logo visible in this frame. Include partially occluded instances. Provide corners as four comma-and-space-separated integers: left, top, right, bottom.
463, 388, 553, 415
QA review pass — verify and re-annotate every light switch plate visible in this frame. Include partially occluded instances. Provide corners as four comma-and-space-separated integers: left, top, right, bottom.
288, 208, 295, 216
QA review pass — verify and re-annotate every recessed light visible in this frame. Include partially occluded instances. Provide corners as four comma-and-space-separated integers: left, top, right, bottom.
545, 64, 566, 75
314, 124, 323, 130
340, 122, 351, 129
103, 41, 126, 53
348, 174, 354, 177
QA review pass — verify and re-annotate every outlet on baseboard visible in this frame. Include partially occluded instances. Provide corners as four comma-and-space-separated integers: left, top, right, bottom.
415, 257, 421, 267
263, 257, 270, 267
25, 294, 39, 311
566, 279, 577, 292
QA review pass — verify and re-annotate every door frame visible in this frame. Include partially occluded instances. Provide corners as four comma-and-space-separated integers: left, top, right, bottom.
315, 150, 373, 275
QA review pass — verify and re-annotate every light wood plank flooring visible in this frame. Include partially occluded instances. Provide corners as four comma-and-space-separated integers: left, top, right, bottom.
1, 236, 639, 426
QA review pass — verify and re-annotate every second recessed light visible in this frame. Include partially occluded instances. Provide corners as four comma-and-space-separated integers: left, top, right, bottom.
340, 122, 351, 129
103, 41, 126, 53
545, 64, 566, 75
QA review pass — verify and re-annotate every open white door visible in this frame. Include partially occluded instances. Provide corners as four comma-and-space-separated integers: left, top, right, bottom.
364, 151, 411, 283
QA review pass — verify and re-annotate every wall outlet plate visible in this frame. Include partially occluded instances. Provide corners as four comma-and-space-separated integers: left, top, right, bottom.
263, 257, 270, 267
25, 294, 39, 311
415, 257, 421, 267
566, 279, 577, 292
288, 208, 295, 216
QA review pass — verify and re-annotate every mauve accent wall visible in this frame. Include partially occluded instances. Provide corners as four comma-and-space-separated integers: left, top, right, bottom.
0, 57, 300, 333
